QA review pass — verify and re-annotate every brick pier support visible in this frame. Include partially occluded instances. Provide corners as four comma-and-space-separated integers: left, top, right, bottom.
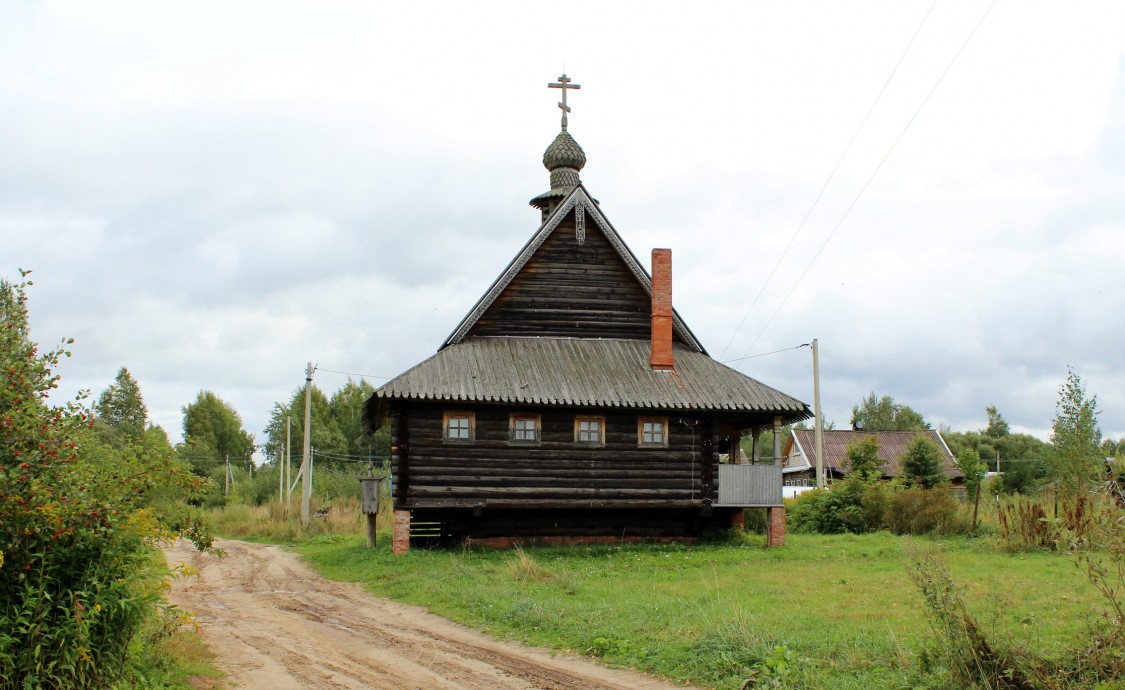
767, 506, 786, 547
392, 510, 411, 555
729, 508, 745, 531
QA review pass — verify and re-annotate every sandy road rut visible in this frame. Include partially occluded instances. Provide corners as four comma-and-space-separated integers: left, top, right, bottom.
164, 539, 690, 690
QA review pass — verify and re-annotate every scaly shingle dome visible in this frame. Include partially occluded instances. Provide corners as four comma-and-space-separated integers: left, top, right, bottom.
542, 131, 586, 172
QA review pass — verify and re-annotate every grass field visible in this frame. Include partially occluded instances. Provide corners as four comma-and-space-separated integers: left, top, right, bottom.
281, 530, 1104, 690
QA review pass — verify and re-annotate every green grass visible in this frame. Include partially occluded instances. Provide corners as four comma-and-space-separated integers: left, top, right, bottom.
288, 531, 1104, 690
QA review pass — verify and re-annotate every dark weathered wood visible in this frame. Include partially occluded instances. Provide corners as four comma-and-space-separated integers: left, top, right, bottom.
465, 214, 684, 342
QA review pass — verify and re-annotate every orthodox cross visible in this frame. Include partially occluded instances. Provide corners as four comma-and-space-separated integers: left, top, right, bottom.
548, 73, 581, 131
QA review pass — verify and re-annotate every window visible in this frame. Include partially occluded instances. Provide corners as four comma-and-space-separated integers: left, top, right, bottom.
638, 416, 668, 446
574, 416, 605, 444
443, 411, 474, 443
510, 414, 541, 443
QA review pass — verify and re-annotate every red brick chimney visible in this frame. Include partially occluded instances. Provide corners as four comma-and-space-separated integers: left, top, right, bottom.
650, 248, 674, 370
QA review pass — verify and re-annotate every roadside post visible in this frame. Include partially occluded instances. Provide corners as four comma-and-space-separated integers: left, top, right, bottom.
358, 463, 384, 548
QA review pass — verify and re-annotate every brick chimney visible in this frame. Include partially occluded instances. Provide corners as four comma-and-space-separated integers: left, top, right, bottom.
650, 248, 674, 370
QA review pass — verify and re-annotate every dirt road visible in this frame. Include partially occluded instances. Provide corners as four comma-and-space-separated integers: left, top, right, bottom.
164, 539, 690, 690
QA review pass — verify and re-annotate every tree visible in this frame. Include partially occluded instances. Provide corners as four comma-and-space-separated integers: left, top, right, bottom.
178, 391, 255, 474
984, 405, 1010, 439
955, 448, 986, 495
1047, 368, 1102, 499
329, 378, 385, 459
94, 366, 148, 440
900, 436, 947, 488
844, 436, 882, 480
850, 392, 930, 431
264, 385, 346, 464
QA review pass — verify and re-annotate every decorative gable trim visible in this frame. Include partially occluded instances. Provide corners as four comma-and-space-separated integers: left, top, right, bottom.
441, 184, 706, 353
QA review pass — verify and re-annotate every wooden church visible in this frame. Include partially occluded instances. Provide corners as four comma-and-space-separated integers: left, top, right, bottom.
363, 75, 810, 552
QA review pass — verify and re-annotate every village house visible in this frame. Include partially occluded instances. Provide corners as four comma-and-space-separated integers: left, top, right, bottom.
363, 76, 811, 553
781, 428, 962, 484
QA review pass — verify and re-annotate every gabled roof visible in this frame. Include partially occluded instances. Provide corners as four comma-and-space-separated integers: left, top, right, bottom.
372, 336, 810, 416
787, 429, 961, 478
442, 184, 705, 353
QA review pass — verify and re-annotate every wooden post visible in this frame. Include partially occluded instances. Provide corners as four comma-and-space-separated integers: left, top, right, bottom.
366, 513, 378, 548
301, 363, 314, 525
773, 416, 783, 466
812, 338, 825, 490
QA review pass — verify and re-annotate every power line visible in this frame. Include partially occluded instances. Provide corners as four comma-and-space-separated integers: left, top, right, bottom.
317, 367, 393, 380
738, 0, 999, 360
721, 343, 809, 364
717, 0, 940, 361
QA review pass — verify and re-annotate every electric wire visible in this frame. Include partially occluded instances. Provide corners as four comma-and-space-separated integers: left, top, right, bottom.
316, 367, 393, 380
721, 343, 809, 365
717, 0, 940, 361
737, 0, 999, 363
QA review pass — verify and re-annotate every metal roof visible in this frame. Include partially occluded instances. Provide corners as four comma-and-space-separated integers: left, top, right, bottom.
374, 336, 810, 416
789, 429, 962, 478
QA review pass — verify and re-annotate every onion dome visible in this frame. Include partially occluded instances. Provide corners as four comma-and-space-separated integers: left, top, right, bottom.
531, 131, 587, 211
543, 131, 586, 171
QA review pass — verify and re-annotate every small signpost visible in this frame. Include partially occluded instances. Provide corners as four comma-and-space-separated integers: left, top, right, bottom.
358, 463, 385, 548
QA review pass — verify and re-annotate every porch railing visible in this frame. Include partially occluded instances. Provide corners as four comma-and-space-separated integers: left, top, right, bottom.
715, 464, 783, 506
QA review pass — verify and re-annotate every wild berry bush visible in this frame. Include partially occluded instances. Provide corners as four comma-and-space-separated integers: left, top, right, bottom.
0, 273, 211, 688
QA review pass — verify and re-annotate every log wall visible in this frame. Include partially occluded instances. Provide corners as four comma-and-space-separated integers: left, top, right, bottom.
391, 404, 716, 511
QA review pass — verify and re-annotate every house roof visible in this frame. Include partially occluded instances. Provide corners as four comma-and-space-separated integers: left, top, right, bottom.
442, 184, 705, 353
368, 336, 810, 423
788, 429, 962, 478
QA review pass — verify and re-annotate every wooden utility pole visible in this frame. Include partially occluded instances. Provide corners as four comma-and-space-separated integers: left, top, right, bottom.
812, 338, 825, 490
224, 454, 230, 496
285, 416, 292, 509
301, 362, 315, 525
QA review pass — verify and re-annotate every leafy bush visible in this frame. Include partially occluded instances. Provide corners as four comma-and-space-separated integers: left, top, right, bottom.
789, 476, 971, 537
0, 274, 210, 688
883, 487, 969, 536
787, 477, 869, 534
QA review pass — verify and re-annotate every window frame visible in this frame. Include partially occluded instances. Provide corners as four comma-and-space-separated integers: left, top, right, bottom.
443, 411, 475, 444
509, 413, 542, 445
637, 416, 669, 447
574, 415, 606, 445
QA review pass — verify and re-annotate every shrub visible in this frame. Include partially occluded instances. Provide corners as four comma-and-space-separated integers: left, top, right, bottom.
789, 477, 971, 537
883, 487, 969, 536
0, 274, 210, 688
787, 477, 869, 534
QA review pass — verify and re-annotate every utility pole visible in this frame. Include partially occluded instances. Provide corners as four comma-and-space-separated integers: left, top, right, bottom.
278, 446, 284, 503
285, 416, 292, 509
812, 339, 825, 490
301, 362, 315, 525
224, 454, 230, 496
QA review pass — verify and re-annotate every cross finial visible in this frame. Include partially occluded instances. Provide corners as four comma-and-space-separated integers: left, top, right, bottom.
548, 73, 581, 132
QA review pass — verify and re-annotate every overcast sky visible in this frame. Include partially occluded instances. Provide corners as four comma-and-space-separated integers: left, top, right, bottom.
3, 1, 1123, 455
